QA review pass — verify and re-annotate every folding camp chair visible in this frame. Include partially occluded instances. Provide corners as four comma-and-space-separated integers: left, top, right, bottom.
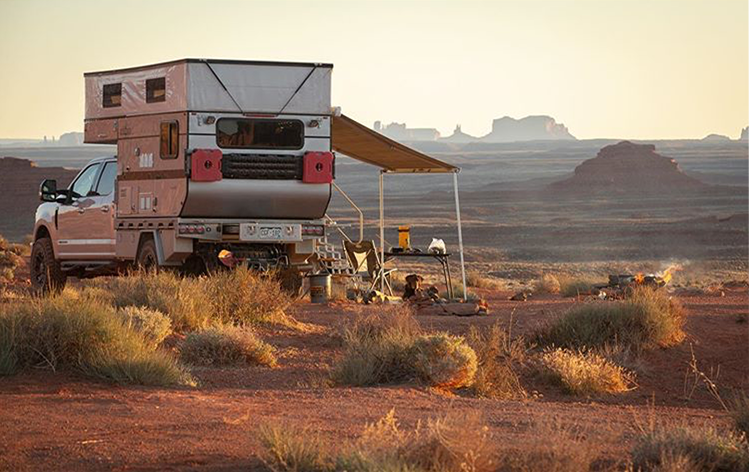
343, 240, 397, 296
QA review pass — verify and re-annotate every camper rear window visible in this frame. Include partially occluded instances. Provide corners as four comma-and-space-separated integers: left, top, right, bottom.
102, 83, 122, 108
216, 119, 304, 150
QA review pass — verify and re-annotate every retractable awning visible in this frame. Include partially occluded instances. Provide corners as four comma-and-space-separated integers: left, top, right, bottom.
331, 114, 458, 173
330, 113, 468, 301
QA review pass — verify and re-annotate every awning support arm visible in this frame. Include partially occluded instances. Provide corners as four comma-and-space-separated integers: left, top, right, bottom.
379, 170, 385, 293
453, 172, 467, 301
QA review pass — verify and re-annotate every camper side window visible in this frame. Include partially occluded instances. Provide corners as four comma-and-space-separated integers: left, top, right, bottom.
103, 83, 122, 108
146, 78, 166, 103
160, 121, 179, 159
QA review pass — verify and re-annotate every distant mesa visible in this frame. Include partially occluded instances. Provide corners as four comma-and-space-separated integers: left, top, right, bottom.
740, 126, 748, 141
373, 115, 575, 143
58, 132, 84, 146
481, 115, 576, 143
374, 121, 441, 142
440, 125, 478, 143
548, 141, 705, 194
702, 133, 731, 142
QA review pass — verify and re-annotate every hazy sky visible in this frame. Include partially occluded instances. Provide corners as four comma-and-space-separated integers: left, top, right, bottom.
0, 0, 746, 140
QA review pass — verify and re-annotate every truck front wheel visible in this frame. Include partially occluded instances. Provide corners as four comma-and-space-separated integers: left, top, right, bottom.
136, 239, 159, 270
30, 237, 66, 293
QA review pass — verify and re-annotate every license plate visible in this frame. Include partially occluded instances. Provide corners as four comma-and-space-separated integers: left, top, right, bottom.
259, 226, 283, 239
240, 223, 302, 242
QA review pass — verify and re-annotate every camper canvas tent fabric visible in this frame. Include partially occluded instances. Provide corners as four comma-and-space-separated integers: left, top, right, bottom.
330, 114, 467, 300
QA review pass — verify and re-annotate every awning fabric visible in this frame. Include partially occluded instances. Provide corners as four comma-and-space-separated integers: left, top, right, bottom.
332, 114, 458, 173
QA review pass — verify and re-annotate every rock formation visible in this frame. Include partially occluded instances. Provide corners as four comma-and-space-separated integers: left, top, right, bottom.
740, 126, 748, 141
702, 133, 731, 142
548, 141, 705, 195
440, 125, 478, 143
0, 157, 78, 241
481, 115, 576, 142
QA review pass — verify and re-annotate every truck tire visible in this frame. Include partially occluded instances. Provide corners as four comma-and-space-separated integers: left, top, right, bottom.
136, 239, 159, 270
30, 237, 66, 293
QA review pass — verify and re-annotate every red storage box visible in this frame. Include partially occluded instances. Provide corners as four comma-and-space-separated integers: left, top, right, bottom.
303, 152, 334, 183
191, 149, 223, 182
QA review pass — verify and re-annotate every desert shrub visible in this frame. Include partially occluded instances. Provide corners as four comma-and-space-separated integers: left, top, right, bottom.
333, 306, 421, 386
631, 425, 749, 472
116, 306, 173, 346
537, 287, 685, 352
333, 307, 477, 389
496, 418, 600, 472
540, 348, 633, 395
558, 276, 596, 297
466, 271, 505, 290
410, 334, 477, 389
465, 324, 527, 399
0, 236, 23, 283
0, 290, 190, 385
533, 274, 561, 294
259, 423, 330, 472
180, 325, 276, 367
260, 410, 494, 472
204, 267, 295, 328
92, 271, 213, 332
92, 269, 299, 332
731, 394, 749, 436
444, 283, 480, 302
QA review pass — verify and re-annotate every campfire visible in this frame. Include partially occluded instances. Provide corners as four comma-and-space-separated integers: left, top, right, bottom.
594, 265, 681, 299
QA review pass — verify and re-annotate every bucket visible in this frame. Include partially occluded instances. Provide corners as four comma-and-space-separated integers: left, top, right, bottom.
309, 274, 331, 303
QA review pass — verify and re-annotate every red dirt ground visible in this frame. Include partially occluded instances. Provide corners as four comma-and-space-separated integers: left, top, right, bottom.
0, 287, 747, 471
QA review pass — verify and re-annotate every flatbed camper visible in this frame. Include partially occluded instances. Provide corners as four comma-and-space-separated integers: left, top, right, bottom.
32, 59, 336, 288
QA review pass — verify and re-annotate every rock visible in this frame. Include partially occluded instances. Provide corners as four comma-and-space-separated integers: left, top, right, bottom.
740, 126, 748, 141
481, 115, 576, 142
547, 141, 706, 195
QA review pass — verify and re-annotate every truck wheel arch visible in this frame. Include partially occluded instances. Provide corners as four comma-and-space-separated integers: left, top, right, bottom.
135, 231, 167, 267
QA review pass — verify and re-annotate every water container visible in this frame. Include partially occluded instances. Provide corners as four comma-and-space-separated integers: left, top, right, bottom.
309, 274, 331, 303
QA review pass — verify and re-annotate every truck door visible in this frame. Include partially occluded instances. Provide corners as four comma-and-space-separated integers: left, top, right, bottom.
87, 161, 117, 258
57, 163, 101, 259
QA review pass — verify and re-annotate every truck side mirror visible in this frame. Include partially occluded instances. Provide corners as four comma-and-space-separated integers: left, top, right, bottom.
40, 179, 57, 202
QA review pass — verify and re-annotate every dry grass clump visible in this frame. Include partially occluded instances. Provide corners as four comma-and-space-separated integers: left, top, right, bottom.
91, 271, 213, 332
533, 274, 561, 294
260, 410, 494, 472
558, 276, 597, 297
731, 394, 749, 437
0, 290, 191, 385
540, 348, 633, 395
204, 267, 295, 328
466, 271, 506, 290
410, 334, 477, 389
116, 306, 172, 347
91, 268, 299, 332
0, 236, 24, 283
466, 324, 527, 399
333, 307, 477, 389
537, 287, 685, 352
181, 325, 277, 367
496, 418, 601, 472
631, 425, 749, 472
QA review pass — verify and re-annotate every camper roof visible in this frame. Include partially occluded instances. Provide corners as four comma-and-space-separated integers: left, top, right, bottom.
84, 58, 333, 77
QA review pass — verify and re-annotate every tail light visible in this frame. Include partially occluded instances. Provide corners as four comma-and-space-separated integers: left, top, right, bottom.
301, 224, 325, 237
191, 149, 223, 182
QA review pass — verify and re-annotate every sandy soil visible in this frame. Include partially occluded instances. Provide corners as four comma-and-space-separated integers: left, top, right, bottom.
1, 286, 746, 471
